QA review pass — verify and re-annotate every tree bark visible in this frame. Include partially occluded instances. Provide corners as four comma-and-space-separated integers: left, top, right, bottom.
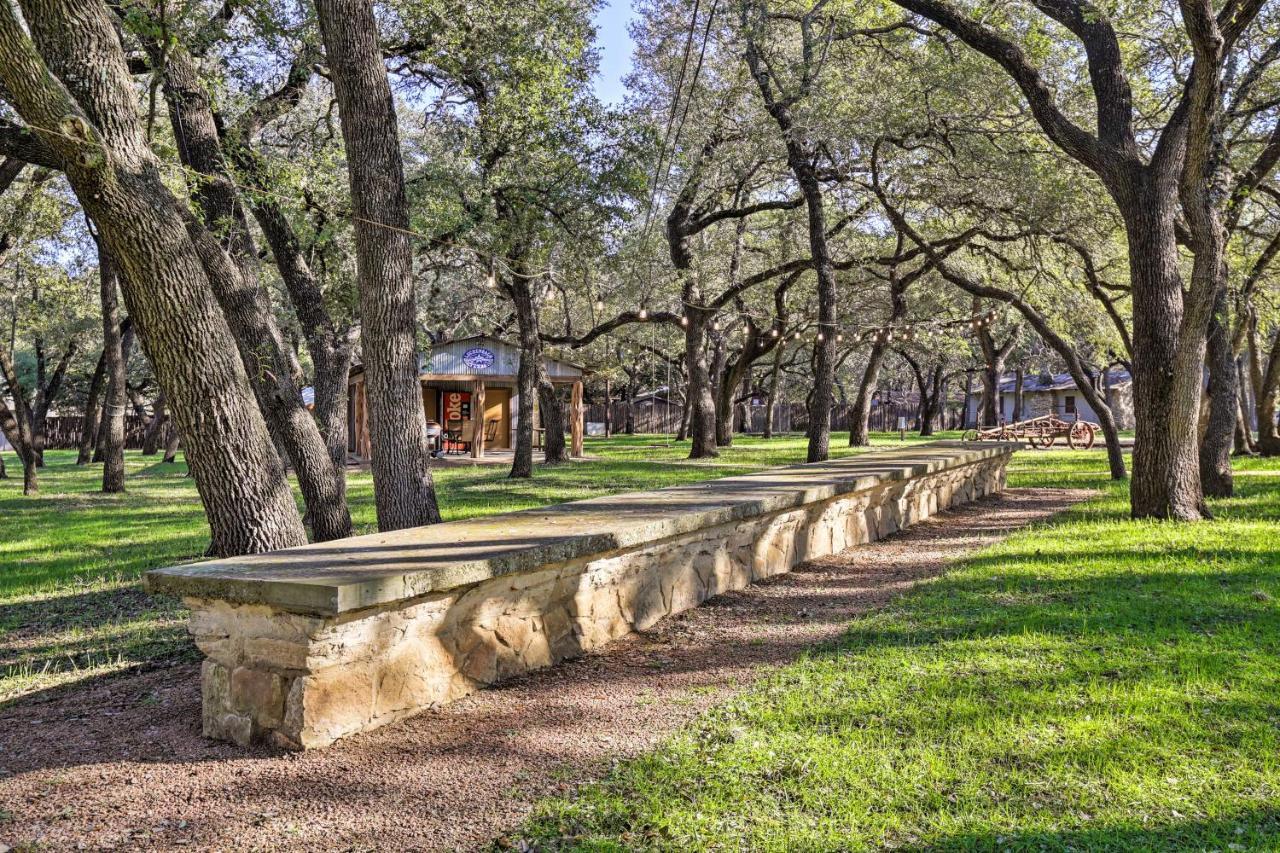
1125, 188, 1210, 518
510, 273, 541, 479
153, 43, 352, 542
682, 310, 718, 458
141, 396, 167, 456
539, 378, 568, 463
96, 235, 127, 493
163, 425, 181, 464
763, 342, 783, 439
315, 0, 440, 529
1012, 367, 1024, 422
1253, 325, 1280, 455
0, 0, 308, 554
1199, 289, 1235, 496
0, 395, 34, 493
77, 349, 106, 464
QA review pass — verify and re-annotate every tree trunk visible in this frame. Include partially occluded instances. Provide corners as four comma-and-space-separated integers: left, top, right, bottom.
1199, 290, 1235, 496
539, 378, 568, 463
802, 178, 836, 463
77, 350, 107, 464
0, 0, 310, 554
141, 397, 167, 456
1012, 367, 1024, 422
97, 236, 127, 493
683, 310, 718, 458
154, 44, 351, 542
850, 343, 886, 446
510, 276, 540, 479
961, 372, 974, 429
312, 344, 354, 478
315, 0, 440, 530
0, 396, 35, 493
763, 343, 783, 439
162, 425, 181, 464
1125, 191, 1209, 519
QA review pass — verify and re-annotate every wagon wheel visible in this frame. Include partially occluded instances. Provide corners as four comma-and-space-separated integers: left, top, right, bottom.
962, 429, 980, 442
1036, 434, 1055, 449
1067, 421, 1096, 450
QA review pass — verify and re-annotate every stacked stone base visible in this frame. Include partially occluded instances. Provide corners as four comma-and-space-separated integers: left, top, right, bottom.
185, 454, 1006, 749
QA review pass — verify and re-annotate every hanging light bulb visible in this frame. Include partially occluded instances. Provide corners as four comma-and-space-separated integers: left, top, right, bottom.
712, 321, 720, 331
816, 332, 824, 342
680, 315, 688, 327
594, 298, 604, 311
837, 333, 844, 343
770, 328, 779, 338
638, 308, 648, 320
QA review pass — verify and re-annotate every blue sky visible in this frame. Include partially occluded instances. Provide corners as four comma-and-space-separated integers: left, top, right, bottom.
593, 0, 637, 105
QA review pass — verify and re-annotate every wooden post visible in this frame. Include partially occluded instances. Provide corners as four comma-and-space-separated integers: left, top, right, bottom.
471, 379, 486, 459
571, 379, 584, 458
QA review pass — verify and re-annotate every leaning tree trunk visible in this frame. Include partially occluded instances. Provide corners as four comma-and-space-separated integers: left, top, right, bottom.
77, 350, 106, 464
850, 342, 887, 446
97, 237, 128, 493
0, 397, 34, 493
312, 343, 354, 477
0, 0, 308, 554
155, 45, 351, 542
315, 0, 440, 530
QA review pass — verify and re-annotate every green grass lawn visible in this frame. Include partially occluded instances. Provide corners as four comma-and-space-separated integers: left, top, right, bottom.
0, 432, 948, 703
515, 453, 1280, 851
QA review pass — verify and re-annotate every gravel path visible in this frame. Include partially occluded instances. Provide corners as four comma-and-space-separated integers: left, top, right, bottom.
0, 488, 1089, 852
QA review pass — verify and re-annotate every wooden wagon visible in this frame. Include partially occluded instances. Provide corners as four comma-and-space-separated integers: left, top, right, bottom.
963, 413, 1097, 450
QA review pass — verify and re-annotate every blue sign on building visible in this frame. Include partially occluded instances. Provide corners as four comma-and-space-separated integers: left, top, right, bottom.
462, 347, 496, 370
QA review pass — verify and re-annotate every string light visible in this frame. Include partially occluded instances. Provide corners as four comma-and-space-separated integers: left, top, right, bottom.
638, 308, 648, 320
770, 328, 779, 338
594, 298, 604, 311
680, 315, 688, 326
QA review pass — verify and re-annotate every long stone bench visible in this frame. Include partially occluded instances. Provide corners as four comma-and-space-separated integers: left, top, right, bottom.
146, 440, 1017, 749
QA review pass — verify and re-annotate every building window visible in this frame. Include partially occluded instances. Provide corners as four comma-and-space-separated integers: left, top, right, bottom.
1064, 395, 1076, 414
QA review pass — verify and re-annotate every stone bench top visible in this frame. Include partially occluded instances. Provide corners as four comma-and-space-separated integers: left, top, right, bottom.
145, 441, 1016, 616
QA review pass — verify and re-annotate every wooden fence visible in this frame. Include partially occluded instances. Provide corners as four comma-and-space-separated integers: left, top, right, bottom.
37, 415, 153, 450
586, 399, 970, 436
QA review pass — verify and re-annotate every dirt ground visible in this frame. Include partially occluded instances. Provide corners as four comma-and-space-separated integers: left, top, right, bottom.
0, 488, 1090, 852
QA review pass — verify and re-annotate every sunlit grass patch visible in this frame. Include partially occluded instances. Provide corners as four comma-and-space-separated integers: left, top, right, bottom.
515, 455, 1280, 851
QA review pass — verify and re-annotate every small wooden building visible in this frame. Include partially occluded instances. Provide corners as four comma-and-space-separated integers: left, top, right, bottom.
347, 336, 587, 460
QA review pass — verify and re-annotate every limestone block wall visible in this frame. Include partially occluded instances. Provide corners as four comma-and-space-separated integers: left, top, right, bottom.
177, 451, 1009, 750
